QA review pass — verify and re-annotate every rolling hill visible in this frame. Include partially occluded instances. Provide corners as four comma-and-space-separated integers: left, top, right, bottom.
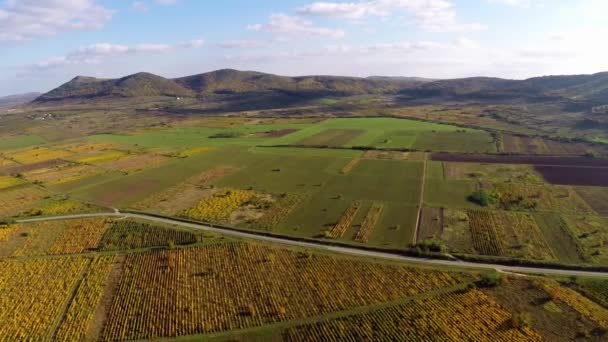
32, 69, 608, 105
0, 92, 41, 108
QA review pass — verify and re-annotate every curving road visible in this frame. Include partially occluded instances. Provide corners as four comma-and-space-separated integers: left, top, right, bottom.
17, 211, 608, 278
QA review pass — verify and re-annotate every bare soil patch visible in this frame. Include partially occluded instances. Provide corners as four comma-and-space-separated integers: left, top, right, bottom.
535, 165, 608, 187
418, 207, 443, 241
264, 129, 298, 138
432, 153, 608, 167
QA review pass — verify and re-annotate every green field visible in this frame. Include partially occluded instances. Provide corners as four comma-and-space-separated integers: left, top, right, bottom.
0, 135, 46, 151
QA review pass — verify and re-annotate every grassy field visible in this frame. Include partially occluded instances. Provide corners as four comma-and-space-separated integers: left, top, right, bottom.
0, 116, 605, 263
0, 135, 46, 151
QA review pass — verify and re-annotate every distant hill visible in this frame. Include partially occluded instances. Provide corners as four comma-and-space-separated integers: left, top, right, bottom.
34, 69, 426, 103
35, 73, 194, 102
0, 92, 41, 108
34, 69, 608, 105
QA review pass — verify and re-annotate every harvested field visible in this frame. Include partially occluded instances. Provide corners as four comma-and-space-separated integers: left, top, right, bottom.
413, 131, 496, 153
1, 159, 68, 175
418, 207, 443, 241
363, 150, 422, 160
284, 289, 542, 341
441, 209, 475, 254
100, 243, 465, 340
133, 166, 237, 215
533, 213, 583, 264
432, 153, 608, 167
264, 129, 298, 138
0, 186, 49, 217
101, 153, 170, 173
24, 163, 101, 185
535, 165, 608, 187
443, 162, 543, 183
297, 129, 363, 146
576, 186, 608, 216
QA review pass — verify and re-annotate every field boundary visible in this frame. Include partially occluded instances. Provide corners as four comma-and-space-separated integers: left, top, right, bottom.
16, 211, 608, 277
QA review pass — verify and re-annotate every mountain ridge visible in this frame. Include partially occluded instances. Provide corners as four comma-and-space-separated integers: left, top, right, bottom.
33, 69, 608, 104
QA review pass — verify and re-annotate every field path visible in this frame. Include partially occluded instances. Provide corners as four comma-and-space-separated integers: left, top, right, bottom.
412, 154, 428, 245
17, 211, 608, 278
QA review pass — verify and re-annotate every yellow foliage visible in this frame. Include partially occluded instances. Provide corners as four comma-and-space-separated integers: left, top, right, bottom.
0, 176, 23, 190
184, 189, 254, 222
101, 243, 464, 340
0, 257, 88, 340
0, 225, 20, 242
40, 200, 83, 215
8, 147, 72, 164
536, 280, 608, 329
49, 219, 108, 255
55, 256, 115, 341
78, 151, 127, 165
176, 147, 212, 158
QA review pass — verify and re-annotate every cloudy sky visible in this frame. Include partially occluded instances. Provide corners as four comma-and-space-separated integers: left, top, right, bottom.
1, 0, 607, 96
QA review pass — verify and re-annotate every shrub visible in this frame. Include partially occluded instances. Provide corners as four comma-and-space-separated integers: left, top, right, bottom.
468, 190, 496, 207
510, 312, 533, 329
478, 271, 502, 288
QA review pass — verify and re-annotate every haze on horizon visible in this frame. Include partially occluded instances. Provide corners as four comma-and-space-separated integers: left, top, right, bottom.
1, 0, 607, 96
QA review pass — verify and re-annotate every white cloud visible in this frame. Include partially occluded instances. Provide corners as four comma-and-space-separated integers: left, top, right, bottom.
219, 40, 269, 49
248, 14, 346, 39
30, 39, 205, 71
298, 0, 486, 32
132, 1, 149, 12
155, 0, 178, 5
0, 0, 113, 42
486, 0, 531, 7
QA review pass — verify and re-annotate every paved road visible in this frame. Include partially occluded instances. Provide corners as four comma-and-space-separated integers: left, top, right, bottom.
18, 212, 608, 278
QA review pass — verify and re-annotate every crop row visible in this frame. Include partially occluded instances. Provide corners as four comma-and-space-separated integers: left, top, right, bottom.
535, 280, 608, 329
467, 210, 505, 256
328, 201, 361, 239
55, 256, 115, 341
0, 257, 87, 340
284, 289, 542, 341
183, 189, 254, 223
98, 220, 197, 250
49, 219, 108, 255
100, 243, 463, 340
355, 203, 383, 243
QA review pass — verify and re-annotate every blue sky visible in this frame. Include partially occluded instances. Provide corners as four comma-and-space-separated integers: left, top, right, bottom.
1, 0, 608, 96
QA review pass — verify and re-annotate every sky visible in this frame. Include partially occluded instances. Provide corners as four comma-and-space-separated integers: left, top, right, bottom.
1, 0, 608, 96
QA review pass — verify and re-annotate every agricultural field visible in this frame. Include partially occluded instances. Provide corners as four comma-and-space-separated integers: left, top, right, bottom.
0, 112, 608, 340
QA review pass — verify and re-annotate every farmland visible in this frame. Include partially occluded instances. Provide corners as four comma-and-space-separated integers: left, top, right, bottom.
0, 112, 608, 340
